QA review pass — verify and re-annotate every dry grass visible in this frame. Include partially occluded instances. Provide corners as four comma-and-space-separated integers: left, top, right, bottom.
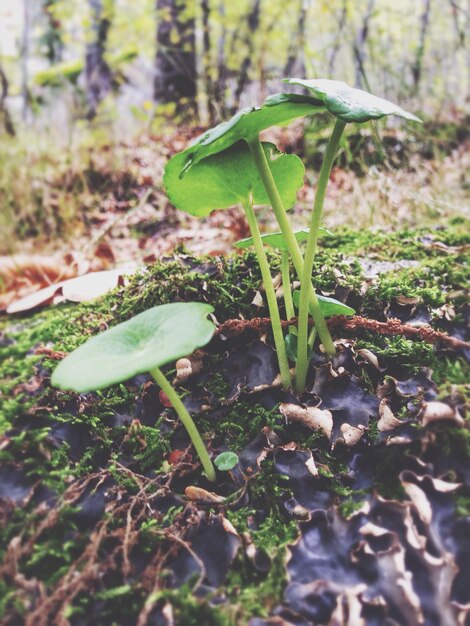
1, 123, 468, 261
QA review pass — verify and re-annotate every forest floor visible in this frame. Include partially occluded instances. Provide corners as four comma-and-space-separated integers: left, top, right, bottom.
0, 120, 469, 625
0, 116, 469, 309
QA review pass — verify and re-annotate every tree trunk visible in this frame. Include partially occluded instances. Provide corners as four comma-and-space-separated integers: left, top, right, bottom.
232, 0, 261, 112
411, 0, 432, 93
42, 0, 64, 64
328, 0, 348, 76
195, 0, 211, 124
154, 0, 197, 115
21, 0, 31, 121
213, 0, 228, 113
0, 66, 15, 136
284, 0, 307, 78
353, 0, 375, 89
85, 0, 113, 120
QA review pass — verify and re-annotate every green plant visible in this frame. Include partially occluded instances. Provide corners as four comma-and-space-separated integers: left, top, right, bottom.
172, 92, 338, 359
164, 140, 305, 389
165, 79, 420, 395
214, 451, 239, 471
51, 302, 217, 481
285, 79, 421, 391
234, 229, 354, 352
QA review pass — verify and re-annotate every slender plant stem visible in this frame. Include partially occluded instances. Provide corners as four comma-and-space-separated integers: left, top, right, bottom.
281, 251, 296, 334
247, 137, 335, 357
295, 119, 346, 392
242, 199, 292, 389
150, 366, 216, 482
308, 327, 317, 350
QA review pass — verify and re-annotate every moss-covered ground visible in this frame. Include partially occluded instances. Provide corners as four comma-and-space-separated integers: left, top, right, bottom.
0, 220, 468, 625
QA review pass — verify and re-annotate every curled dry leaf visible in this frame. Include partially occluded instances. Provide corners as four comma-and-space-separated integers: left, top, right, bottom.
401, 479, 433, 524
184, 486, 225, 504
7, 266, 140, 314
279, 403, 333, 439
419, 401, 465, 427
251, 290, 264, 307
339, 423, 366, 447
0, 254, 78, 311
305, 454, 318, 477
357, 348, 381, 370
378, 399, 404, 432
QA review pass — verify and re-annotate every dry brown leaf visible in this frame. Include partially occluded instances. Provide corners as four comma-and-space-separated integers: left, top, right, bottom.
0, 254, 79, 311
7, 266, 140, 314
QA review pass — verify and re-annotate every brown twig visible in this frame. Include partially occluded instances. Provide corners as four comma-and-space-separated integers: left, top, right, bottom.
216, 315, 470, 351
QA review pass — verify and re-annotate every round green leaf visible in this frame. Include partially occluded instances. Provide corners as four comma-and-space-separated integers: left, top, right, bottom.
164, 141, 305, 216
214, 451, 239, 471
51, 303, 215, 393
293, 291, 355, 317
181, 92, 324, 174
234, 227, 330, 251
285, 78, 421, 124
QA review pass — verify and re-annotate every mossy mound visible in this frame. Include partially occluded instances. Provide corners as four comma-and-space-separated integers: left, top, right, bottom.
0, 221, 468, 625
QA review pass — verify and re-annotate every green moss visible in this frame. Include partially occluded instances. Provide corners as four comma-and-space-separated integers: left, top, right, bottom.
215, 404, 282, 451
321, 219, 470, 259
0, 222, 468, 625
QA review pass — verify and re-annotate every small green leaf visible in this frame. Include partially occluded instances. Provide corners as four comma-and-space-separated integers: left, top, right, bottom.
164, 142, 304, 216
234, 227, 330, 251
214, 451, 239, 471
293, 291, 355, 317
181, 92, 324, 173
284, 333, 298, 362
51, 303, 215, 393
284, 332, 313, 362
285, 78, 421, 124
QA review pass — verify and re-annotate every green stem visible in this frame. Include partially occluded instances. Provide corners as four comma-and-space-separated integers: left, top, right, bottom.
242, 199, 292, 389
281, 251, 296, 334
308, 327, 317, 350
150, 366, 216, 482
247, 137, 335, 357
295, 118, 346, 393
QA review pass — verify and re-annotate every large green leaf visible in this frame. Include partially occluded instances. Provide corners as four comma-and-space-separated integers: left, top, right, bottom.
285, 78, 421, 124
164, 141, 304, 216
51, 303, 215, 393
293, 290, 355, 317
181, 93, 324, 174
234, 227, 330, 251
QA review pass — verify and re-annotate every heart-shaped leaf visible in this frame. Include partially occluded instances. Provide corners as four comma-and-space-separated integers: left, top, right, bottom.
51, 303, 215, 393
181, 92, 324, 173
234, 227, 331, 251
285, 78, 421, 124
164, 141, 304, 216
214, 451, 239, 471
293, 290, 355, 317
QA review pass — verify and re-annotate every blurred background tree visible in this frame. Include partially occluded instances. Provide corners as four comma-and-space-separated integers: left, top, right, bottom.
0, 0, 468, 139
0, 0, 468, 257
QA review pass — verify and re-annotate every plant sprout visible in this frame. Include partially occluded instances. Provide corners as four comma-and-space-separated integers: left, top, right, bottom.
51, 302, 217, 482
165, 141, 305, 390
235, 228, 334, 337
179, 92, 337, 358
284, 79, 421, 392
